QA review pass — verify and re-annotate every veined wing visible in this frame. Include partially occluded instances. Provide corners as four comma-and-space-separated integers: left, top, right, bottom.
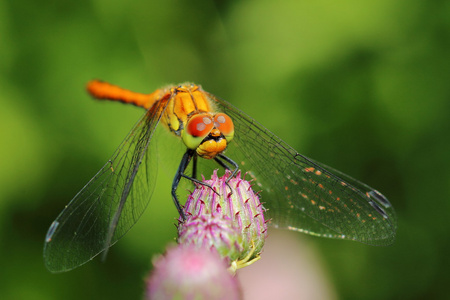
210, 94, 397, 246
44, 99, 169, 272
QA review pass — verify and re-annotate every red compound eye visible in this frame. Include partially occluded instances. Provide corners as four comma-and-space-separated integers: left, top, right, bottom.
186, 114, 214, 138
214, 113, 234, 136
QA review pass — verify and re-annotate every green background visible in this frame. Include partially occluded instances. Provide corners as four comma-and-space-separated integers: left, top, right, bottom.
1, 0, 449, 299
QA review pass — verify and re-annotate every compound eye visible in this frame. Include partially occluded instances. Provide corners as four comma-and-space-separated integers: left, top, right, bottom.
187, 114, 214, 137
214, 113, 234, 141
182, 114, 214, 149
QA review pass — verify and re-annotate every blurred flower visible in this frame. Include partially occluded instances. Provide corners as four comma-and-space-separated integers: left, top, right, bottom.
238, 230, 337, 300
145, 245, 241, 300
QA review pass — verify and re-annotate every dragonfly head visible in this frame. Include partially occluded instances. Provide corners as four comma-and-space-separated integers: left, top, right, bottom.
182, 113, 234, 159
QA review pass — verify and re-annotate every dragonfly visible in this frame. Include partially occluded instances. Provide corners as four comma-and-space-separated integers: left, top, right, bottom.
44, 81, 397, 272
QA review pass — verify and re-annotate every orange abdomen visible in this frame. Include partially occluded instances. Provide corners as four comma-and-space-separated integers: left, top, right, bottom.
87, 80, 214, 135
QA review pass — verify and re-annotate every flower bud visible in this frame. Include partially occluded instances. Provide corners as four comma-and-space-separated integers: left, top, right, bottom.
178, 170, 268, 270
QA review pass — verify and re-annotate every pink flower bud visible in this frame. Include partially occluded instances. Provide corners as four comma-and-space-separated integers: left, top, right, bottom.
178, 170, 268, 270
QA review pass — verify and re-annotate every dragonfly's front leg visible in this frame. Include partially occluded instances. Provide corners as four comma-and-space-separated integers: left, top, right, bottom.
192, 154, 198, 180
172, 149, 219, 220
214, 154, 239, 194
215, 154, 239, 180
172, 149, 195, 220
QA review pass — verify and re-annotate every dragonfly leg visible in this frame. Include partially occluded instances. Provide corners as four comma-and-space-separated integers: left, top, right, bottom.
214, 154, 239, 195
184, 154, 218, 193
172, 149, 195, 220
180, 173, 220, 196
192, 154, 198, 180
172, 149, 219, 220
216, 154, 239, 182
214, 156, 232, 170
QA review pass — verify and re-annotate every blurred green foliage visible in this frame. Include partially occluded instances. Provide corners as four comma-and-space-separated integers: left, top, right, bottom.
1, 0, 449, 299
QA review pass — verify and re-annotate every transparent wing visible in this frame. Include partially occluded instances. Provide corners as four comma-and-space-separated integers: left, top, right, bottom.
44, 99, 169, 273
210, 94, 397, 246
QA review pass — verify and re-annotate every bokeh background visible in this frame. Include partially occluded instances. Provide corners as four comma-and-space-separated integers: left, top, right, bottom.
1, 0, 449, 299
